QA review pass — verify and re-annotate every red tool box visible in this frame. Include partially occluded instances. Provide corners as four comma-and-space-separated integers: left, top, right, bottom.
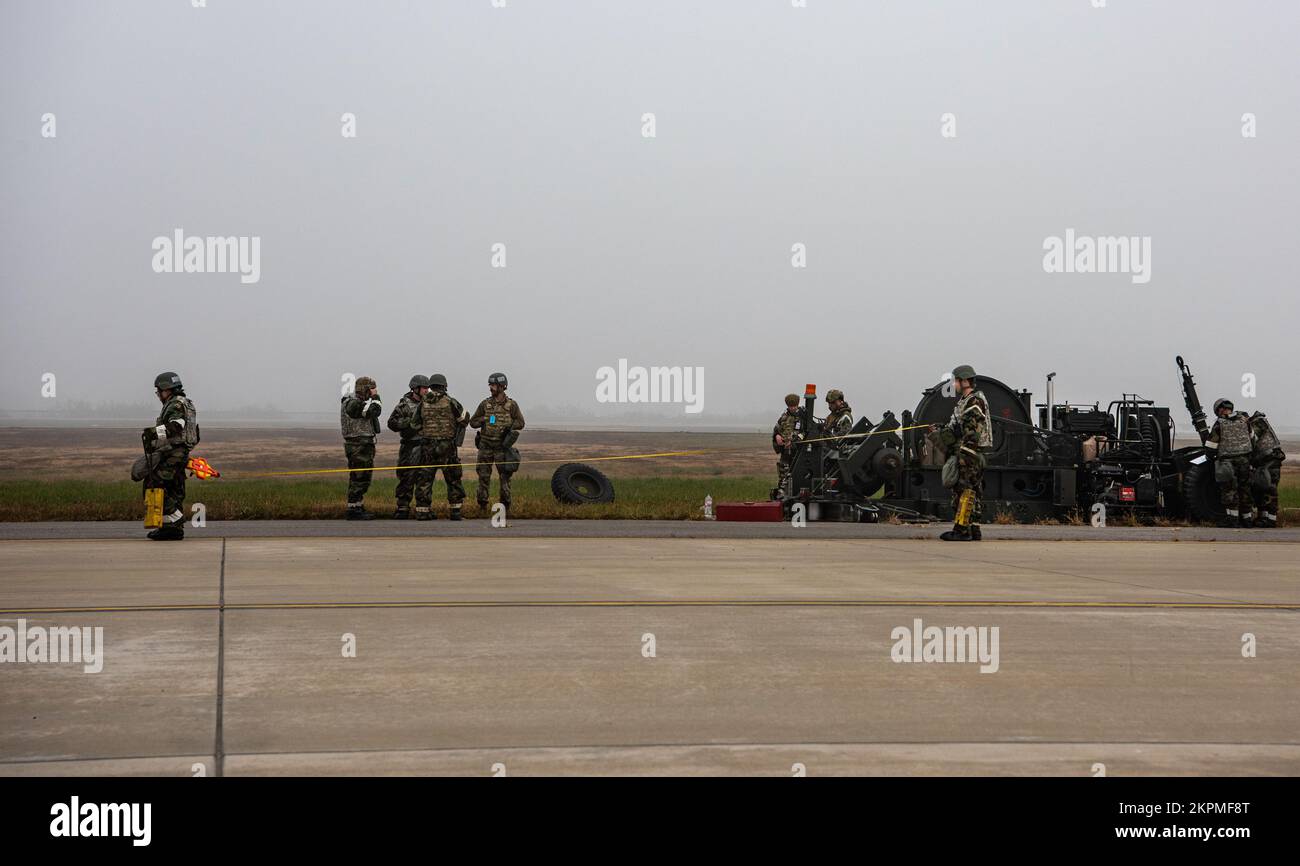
715, 501, 784, 522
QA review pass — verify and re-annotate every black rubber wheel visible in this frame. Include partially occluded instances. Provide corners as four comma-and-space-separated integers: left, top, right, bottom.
551, 463, 615, 505
1181, 460, 1223, 524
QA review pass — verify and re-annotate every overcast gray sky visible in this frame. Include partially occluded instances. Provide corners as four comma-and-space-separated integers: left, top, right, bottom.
2, 0, 1297, 427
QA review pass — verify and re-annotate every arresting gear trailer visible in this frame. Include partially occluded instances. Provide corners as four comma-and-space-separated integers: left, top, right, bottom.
770, 356, 1235, 525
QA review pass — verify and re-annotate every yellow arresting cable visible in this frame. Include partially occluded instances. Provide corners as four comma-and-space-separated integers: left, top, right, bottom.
231, 424, 937, 479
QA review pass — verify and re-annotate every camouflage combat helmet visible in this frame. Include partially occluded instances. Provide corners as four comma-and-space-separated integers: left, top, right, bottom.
428, 373, 448, 389
784, 394, 800, 407
354, 376, 377, 396
952, 364, 977, 381
154, 371, 182, 392
826, 389, 844, 404
488, 372, 508, 388
408, 374, 430, 391
1213, 397, 1234, 414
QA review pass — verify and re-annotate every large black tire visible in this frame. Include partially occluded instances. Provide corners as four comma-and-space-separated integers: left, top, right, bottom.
551, 463, 615, 505
1181, 460, 1223, 524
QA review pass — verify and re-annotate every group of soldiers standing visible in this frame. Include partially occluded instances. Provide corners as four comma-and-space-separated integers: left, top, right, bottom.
139, 366, 1282, 540
341, 372, 525, 520
771, 388, 854, 479
771, 370, 988, 542
770, 367, 1284, 536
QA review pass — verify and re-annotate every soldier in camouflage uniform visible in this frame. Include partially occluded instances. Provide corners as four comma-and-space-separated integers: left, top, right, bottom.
772, 394, 801, 483
142, 371, 199, 541
387, 374, 430, 519
932, 365, 990, 541
1208, 398, 1255, 527
470, 372, 525, 517
1248, 410, 1285, 528
341, 376, 382, 520
821, 389, 854, 442
413, 373, 470, 520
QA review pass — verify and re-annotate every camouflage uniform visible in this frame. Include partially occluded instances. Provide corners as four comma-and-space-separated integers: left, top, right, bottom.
415, 386, 468, 517
470, 393, 525, 511
1248, 412, 1284, 527
1209, 410, 1254, 525
821, 389, 854, 448
387, 386, 428, 514
144, 381, 198, 538
772, 395, 801, 482
938, 388, 991, 538
341, 378, 382, 514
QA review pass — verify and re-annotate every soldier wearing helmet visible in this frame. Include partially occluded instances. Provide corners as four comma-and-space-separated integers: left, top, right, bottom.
387, 374, 430, 519
1248, 410, 1285, 528
341, 375, 382, 520
821, 389, 853, 441
413, 373, 470, 520
772, 393, 802, 484
931, 364, 990, 541
141, 372, 199, 540
470, 372, 526, 517
1207, 397, 1256, 527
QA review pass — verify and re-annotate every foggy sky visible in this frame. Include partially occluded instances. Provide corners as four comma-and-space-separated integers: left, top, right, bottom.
2, 0, 1297, 427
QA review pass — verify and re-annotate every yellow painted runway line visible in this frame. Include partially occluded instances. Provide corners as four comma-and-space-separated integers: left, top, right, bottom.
2, 599, 1298, 615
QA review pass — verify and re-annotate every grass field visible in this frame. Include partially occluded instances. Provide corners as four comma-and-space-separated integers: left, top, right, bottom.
0, 476, 1296, 523
0, 426, 1295, 522
0, 476, 776, 521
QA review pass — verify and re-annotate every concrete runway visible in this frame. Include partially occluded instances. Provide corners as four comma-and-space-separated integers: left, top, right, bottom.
1, 524, 1297, 776
2, 518, 1298, 541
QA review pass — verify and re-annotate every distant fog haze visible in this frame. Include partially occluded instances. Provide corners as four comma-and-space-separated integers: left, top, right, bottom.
2, 1, 1296, 428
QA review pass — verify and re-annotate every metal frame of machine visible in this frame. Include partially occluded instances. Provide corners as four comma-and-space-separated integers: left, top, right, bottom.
772, 356, 1226, 524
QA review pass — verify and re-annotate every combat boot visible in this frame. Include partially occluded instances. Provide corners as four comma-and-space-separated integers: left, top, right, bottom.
940, 523, 972, 541
969, 525, 982, 541
393, 506, 410, 520
415, 507, 435, 521
147, 524, 184, 541
449, 506, 463, 521
346, 506, 376, 521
